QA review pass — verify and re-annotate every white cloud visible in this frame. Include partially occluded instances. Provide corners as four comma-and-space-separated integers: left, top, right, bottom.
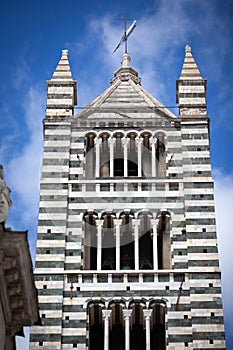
213, 169, 233, 344
6, 85, 44, 229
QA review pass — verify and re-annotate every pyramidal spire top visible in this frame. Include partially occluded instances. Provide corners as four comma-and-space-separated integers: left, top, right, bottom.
176, 45, 207, 116
51, 49, 73, 81
46, 49, 77, 119
179, 45, 203, 80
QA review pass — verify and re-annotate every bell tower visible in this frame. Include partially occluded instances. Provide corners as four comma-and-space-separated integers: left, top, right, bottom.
30, 47, 225, 349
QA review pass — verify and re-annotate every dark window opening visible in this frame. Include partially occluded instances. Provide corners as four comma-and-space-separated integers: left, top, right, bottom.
156, 137, 166, 177
139, 214, 153, 270
85, 133, 95, 178
120, 213, 135, 270
128, 133, 138, 177
100, 133, 110, 178
114, 133, 124, 176
110, 304, 124, 350
84, 213, 97, 270
102, 215, 116, 270
89, 304, 104, 350
151, 303, 166, 350
131, 304, 146, 350
157, 212, 171, 269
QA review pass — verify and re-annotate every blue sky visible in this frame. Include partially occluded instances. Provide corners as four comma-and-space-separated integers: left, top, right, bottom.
0, 0, 232, 348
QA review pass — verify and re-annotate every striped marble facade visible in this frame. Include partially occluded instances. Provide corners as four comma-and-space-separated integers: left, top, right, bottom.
30, 47, 225, 349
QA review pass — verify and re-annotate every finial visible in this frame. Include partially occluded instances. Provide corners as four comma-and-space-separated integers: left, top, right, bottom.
62, 49, 68, 56
122, 53, 131, 68
185, 45, 192, 53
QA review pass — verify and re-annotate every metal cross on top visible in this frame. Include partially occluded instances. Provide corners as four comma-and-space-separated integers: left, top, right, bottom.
113, 16, 136, 54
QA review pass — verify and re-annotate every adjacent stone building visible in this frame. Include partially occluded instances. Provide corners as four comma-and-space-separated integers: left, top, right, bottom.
0, 230, 40, 350
30, 46, 226, 349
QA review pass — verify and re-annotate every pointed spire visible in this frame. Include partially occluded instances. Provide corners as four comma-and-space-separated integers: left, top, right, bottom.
179, 45, 203, 80
51, 49, 73, 81
176, 45, 207, 116
46, 49, 77, 119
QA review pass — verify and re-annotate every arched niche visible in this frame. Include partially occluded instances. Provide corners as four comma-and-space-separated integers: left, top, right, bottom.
88, 303, 104, 350
120, 211, 135, 270
83, 212, 98, 270
130, 303, 146, 350
139, 213, 153, 270
102, 213, 116, 270
150, 302, 166, 350
157, 211, 171, 269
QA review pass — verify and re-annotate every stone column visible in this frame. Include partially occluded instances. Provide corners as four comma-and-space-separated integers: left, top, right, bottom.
149, 137, 157, 177
108, 137, 116, 177
102, 310, 112, 350
95, 137, 102, 178
96, 219, 103, 271
136, 137, 143, 177
132, 219, 140, 270
114, 219, 122, 270
123, 310, 132, 350
143, 310, 152, 350
122, 137, 129, 177
151, 219, 159, 270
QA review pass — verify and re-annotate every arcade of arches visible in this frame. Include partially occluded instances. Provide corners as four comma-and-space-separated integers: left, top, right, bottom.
83, 211, 171, 271
88, 300, 166, 350
85, 132, 166, 178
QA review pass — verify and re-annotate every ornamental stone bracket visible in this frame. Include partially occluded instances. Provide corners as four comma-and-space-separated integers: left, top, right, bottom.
0, 230, 40, 349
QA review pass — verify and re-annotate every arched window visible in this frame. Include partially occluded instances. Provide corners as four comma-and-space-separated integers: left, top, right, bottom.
139, 213, 153, 270
157, 212, 171, 269
131, 303, 146, 350
109, 303, 124, 350
89, 303, 104, 350
128, 133, 138, 176
114, 132, 124, 176
151, 302, 166, 350
156, 135, 166, 177
83, 212, 97, 270
85, 133, 96, 178
120, 212, 134, 270
100, 133, 110, 177
102, 214, 116, 270
141, 132, 152, 177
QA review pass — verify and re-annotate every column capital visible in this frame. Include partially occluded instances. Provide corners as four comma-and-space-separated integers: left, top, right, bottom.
151, 218, 159, 227
123, 309, 132, 319
102, 309, 112, 319
149, 136, 157, 145
143, 309, 152, 319
132, 218, 141, 227
96, 219, 104, 227
122, 137, 129, 146
135, 136, 143, 145
108, 137, 116, 146
114, 218, 122, 226
94, 137, 102, 146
